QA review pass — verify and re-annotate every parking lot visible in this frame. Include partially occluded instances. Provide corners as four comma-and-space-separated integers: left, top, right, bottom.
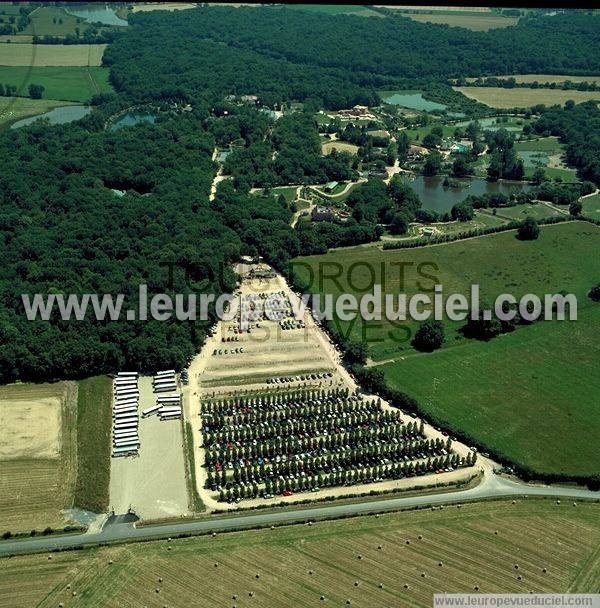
109, 376, 189, 519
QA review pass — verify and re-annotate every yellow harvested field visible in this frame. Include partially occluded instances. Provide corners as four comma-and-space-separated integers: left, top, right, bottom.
132, 2, 198, 11
405, 13, 517, 30
0, 44, 106, 67
0, 397, 61, 459
491, 74, 600, 84
454, 86, 600, 108
322, 141, 359, 155
1, 500, 599, 608
0, 382, 77, 534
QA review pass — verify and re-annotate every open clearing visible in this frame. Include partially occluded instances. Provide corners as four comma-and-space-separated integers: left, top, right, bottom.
0, 44, 107, 67
284, 4, 384, 17
0, 66, 112, 101
0, 96, 76, 128
404, 13, 517, 30
1, 500, 599, 607
454, 86, 600, 108
322, 140, 359, 155
0, 382, 77, 534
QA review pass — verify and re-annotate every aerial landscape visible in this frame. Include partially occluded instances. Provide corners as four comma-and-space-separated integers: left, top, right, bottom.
0, 2, 598, 607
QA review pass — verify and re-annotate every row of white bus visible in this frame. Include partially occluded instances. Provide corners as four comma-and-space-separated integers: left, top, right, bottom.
142, 393, 182, 421
152, 369, 178, 394
112, 372, 140, 458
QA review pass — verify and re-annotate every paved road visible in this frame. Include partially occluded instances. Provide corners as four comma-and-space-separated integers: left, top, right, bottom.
1, 468, 597, 556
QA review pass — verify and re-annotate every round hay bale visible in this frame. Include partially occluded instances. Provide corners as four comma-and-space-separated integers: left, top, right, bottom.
214, 563, 219, 568
232, 595, 237, 600
108, 560, 113, 565
167, 537, 172, 542
167, 546, 172, 551
354, 581, 359, 587
309, 570, 314, 575
155, 589, 160, 594
404, 583, 409, 589
377, 545, 382, 550
514, 565, 519, 570
405, 540, 410, 545
158, 577, 163, 583
438, 562, 443, 567
375, 514, 380, 519
66, 584, 71, 590
517, 575, 522, 581
418, 535, 423, 540
320, 595, 325, 601
47, 556, 52, 560
542, 568, 547, 573
270, 525, 275, 530
72, 592, 77, 597
421, 572, 426, 578
212, 532, 217, 537
556, 500, 561, 505
255, 574, 260, 579
249, 591, 254, 597
357, 554, 362, 560
494, 530, 499, 535
346, 601, 351, 605
573, 502, 577, 507
512, 500, 517, 505
379, 583, 384, 589
59, 604, 64, 608
474, 586, 479, 591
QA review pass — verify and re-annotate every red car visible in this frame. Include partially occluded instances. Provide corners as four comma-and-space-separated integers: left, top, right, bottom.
282, 490, 294, 497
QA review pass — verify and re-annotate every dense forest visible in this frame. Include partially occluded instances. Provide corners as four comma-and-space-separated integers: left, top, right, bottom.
1, 6, 600, 380
103, 7, 600, 109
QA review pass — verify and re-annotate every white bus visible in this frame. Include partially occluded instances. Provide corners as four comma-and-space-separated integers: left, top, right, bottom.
117, 372, 138, 378
154, 369, 175, 377
113, 410, 137, 419
112, 447, 138, 458
154, 385, 177, 393
141, 404, 161, 418
114, 430, 139, 439
157, 395, 181, 403
114, 420, 138, 429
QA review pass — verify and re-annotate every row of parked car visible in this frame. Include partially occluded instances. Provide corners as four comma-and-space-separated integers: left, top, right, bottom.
266, 371, 333, 384
213, 347, 246, 356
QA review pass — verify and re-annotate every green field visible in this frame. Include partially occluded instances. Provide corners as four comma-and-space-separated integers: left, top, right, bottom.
0, 65, 112, 101
0, 43, 107, 66
582, 193, 600, 219
382, 303, 600, 477
0, 96, 76, 128
1, 500, 598, 607
479, 202, 564, 223
15, 6, 118, 38
73, 376, 112, 513
293, 221, 599, 360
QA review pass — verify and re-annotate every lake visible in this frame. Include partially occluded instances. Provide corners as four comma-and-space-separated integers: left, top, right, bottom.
381, 91, 447, 111
455, 116, 524, 132
406, 175, 531, 213
110, 112, 156, 132
10, 105, 91, 129
65, 5, 128, 26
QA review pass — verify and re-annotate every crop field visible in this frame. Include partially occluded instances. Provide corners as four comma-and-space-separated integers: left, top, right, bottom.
132, 2, 197, 12
454, 86, 600, 108
480, 203, 563, 223
1, 500, 599, 608
0, 43, 107, 67
293, 221, 600, 361
491, 74, 600, 85
0, 382, 77, 535
0, 66, 112, 101
404, 13, 518, 31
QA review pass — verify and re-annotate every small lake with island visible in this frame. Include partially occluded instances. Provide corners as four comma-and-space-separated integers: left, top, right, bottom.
405, 175, 532, 213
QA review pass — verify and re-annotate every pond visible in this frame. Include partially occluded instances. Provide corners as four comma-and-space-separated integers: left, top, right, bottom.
405, 175, 531, 213
381, 91, 447, 112
517, 151, 548, 168
65, 5, 128, 26
455, 116, 524, 132
110, 112, 156, 132
10, 105, 91, 129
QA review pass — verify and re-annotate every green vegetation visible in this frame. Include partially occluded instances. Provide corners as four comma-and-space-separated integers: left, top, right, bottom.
381, 305, 600, 477
1, 500, 599, 607
74, 376, 112, 513
283, 4, 382, 17
292, 222, 599, 361
0, 66, 112, 101
582, 193, 600, 219
184, 422, 205, 513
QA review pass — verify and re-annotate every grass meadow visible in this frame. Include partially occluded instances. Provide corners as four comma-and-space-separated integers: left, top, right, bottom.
454, 86, 600, 109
